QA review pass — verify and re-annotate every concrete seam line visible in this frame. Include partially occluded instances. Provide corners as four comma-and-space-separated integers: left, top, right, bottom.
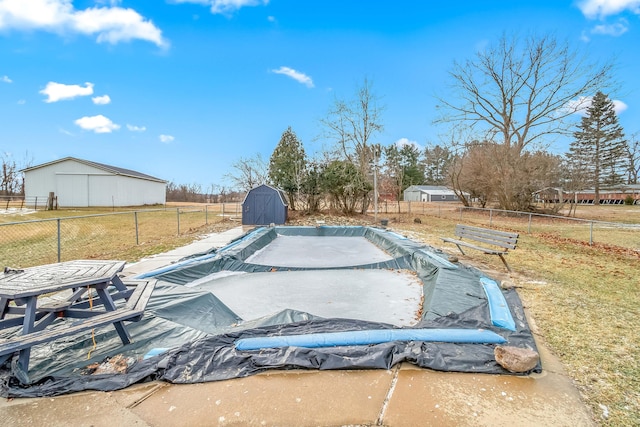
376, 364, 401, 425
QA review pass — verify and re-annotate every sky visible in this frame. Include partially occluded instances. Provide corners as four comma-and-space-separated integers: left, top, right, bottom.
1, 0, 639, 189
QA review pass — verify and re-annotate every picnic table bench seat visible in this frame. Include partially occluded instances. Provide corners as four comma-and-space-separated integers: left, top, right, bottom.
0, 279, 156, 365
441, 224, 519, 272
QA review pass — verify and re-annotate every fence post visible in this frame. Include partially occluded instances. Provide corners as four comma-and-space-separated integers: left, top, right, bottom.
528, 213, 532, 234
459, 207, 463, 221
589, 221, 594, 246
35, 197, 38, 211
489, 209, 493, 226
408, 201, 411, 214
57, 218, 61, 262
134, 212, 139, 245
222, 203, 225, 218
205, 205, 208, 225
177, 208, 180, 235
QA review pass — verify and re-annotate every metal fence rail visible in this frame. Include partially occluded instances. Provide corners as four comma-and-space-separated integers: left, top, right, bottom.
372, 202, 640, 251
0, 204, 242, 268
3, 201, 638, 268
0, 195, 54, 211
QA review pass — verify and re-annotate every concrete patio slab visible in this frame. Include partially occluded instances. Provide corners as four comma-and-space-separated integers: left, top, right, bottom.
130, 370, 393, 426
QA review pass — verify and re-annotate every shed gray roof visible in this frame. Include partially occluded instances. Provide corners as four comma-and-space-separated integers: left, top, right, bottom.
22, 157, 166, 183
242, 184, 288, 206
405, 185, 453, 193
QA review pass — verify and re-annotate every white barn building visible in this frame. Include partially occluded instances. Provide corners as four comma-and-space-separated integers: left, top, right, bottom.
23, 157, 166, 207
403, 185, 465, 202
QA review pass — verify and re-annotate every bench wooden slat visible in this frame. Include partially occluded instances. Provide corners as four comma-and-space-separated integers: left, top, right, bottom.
442, 224, 519, 272
441, 238, 507, 255
0, 309, 143, 356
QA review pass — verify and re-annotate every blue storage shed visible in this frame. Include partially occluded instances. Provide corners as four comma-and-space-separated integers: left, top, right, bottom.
242, 184, 289, 225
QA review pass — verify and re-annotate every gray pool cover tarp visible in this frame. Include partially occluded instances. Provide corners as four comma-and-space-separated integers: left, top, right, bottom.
0, 226, 540, 398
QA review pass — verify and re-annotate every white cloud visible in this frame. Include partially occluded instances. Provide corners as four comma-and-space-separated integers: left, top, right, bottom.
271, 66, 314, 88
74, 114, 120, 133
564, 95, 628, 116
40, 81, 94, 103
395, 138, 424, 151
159, 134, 175, 143
578, 0, 640, 19
17, 99, 25, 104
0, 0, 167, 48
612, 100, 628, 114
127, 124, 146, 132
591, 18, 629, 35
92, 94, 111, 105
173, 0, 269, 15
1, 75, 11, 83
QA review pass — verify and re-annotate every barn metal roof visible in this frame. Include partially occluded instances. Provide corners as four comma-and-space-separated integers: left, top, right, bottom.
22, 157, 166, 183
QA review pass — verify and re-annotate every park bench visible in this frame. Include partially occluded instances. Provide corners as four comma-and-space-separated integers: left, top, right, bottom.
441, 224, 519, 272
0, 279, 156, 379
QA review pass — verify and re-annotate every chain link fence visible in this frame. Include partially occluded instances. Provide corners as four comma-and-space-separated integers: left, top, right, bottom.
3, 201, 638, 268
373, 202, 640, 252
1, 204, 241, 268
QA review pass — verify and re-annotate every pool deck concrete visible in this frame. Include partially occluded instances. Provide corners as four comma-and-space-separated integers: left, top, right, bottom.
0, 226, 595, 426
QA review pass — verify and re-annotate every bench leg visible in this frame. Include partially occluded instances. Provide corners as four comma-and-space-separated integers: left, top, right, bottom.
454, 244, 467, 256
498, 254, 513, 273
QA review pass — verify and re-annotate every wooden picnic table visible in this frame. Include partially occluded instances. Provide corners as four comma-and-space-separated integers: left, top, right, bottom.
0, 260, 154, 382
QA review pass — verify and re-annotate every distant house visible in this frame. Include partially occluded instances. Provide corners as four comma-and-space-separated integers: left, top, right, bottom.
242, 184, 288, 225
23, 157, 166, 207
403, 185, 465, 202
533, 185, 640, 205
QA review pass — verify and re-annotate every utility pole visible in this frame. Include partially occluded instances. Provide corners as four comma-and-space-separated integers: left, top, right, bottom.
372, 145, 380, 222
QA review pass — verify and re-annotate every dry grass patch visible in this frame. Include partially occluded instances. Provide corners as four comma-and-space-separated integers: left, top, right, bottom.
391, 212, 639, 426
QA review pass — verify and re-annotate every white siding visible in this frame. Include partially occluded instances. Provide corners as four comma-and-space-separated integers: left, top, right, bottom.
24, 159, 166, 207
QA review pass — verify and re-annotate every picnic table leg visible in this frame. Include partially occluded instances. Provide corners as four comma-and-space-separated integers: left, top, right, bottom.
110, 275, 128, 292
94, 287, 133, 345
14, 296, 38, 383
0, 297, 8, 319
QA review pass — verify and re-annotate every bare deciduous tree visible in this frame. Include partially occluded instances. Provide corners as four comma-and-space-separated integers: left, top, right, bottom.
225, 154, 269, 192
1, 152, 32, 196
437, 33, 613, 154
436, 33, 613, 210
319, 78, 384, 213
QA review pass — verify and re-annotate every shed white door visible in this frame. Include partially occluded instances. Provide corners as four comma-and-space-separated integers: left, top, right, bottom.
56, 174, 89, 207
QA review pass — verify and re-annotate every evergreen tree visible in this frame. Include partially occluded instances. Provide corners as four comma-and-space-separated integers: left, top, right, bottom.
568, 91, 627, 205
268, 127, 307, 210
424, 144, 453, 185
382, 143, 424, 202
399, 144, 425, 190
